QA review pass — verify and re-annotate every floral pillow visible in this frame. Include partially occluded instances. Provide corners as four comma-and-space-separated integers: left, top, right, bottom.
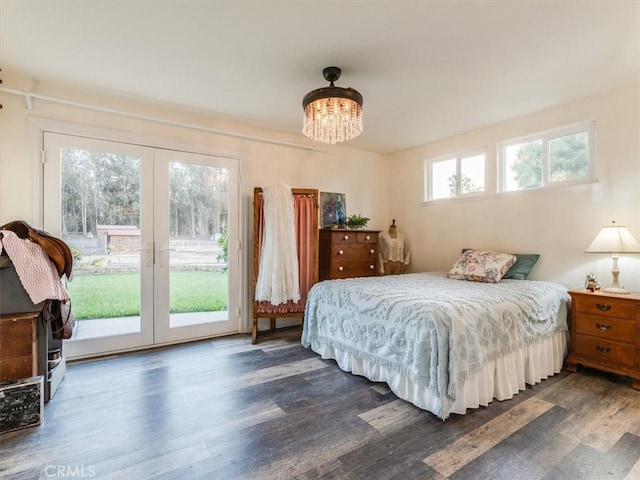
448, 250, 517, 283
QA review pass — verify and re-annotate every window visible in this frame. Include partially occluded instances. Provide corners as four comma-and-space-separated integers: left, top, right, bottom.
499, 122, 594, 193
425, 151, 486, 201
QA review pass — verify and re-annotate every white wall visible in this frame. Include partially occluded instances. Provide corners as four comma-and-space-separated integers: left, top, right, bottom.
388, 84, 640, 292
0, 71, 390, 331
3, 69, 639, 329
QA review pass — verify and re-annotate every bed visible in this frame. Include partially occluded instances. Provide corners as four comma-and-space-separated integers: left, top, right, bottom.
301, 271, 570, 419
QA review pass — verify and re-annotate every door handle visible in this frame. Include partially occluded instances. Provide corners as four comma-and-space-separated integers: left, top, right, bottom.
158, 246, 176, 267
135, 244, 153, 268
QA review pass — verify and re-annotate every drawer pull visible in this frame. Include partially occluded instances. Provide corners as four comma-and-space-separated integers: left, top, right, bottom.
366, 235, 371, 240
595, 323, 611, 331
338, 250, 344, 255
370, 249, 375, 254
338, 266, 344, 272
596, 303, 612, 312
595, 345, 612, 354
369, 265, 374, 269
343, 235, 349, 240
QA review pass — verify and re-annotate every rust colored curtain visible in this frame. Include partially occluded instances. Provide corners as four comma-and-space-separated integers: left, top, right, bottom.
255, 192, 316, 314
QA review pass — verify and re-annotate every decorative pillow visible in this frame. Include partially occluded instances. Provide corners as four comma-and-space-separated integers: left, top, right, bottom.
502, 254, 540, 280
448, 250, 517, 283
462, 249, 540, 280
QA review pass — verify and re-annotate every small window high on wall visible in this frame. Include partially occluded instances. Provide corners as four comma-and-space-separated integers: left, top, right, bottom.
424, 151, 486, 201
499, 121, 595, 193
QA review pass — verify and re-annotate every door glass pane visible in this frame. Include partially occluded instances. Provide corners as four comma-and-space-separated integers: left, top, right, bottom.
168, 162, 229, 328
61, 147, 142, 339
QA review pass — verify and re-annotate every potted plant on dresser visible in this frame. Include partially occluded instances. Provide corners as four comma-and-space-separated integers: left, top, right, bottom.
346, 213, 370, 229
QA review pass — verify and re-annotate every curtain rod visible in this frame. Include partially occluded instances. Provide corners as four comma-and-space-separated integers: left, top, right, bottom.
0, 86, 326, 153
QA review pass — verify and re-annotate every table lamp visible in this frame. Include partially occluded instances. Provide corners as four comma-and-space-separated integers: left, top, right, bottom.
585, 221, 640, 294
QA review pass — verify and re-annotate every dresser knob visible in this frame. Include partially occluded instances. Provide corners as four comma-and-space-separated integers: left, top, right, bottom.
366, 235, 371, 240
370, 249, 375, 254
596, 303, 612, 312
595, 345, 611, 354
338, 266, 344, 271
595, 323, 611, 331
344, 235, 349, 240
338, 250, 344, 255
369, 265, 374, 269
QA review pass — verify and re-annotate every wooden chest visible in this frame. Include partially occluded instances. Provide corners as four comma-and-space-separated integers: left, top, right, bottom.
566, 289, 640, 389
319, 229, 380, 280
0, 312, 39, 383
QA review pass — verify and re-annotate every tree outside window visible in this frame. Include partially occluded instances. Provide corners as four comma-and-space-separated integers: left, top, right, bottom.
501, 124, 591, 192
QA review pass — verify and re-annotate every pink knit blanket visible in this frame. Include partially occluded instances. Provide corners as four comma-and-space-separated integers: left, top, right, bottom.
0, 230, 69, 303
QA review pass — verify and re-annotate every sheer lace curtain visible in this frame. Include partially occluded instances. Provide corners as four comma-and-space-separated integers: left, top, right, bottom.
254, 190, 318, 314
255, 184, 300, 305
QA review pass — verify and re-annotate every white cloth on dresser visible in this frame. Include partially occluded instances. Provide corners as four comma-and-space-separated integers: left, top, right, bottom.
0, 229, 69, 303
255, 183, 300, 305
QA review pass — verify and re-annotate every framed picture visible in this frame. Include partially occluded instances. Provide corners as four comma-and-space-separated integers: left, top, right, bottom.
320, 192, 347, 228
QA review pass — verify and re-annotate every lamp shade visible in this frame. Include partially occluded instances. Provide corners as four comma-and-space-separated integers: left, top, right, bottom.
585, 221, 640, 253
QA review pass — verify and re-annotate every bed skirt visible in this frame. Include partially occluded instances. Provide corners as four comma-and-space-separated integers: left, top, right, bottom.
307, 330, 568, 418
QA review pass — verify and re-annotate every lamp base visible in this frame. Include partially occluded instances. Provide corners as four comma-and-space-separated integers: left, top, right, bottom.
602, 286, 630, 294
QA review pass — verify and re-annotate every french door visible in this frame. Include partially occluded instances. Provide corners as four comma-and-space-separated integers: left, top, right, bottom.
43, 132, 240, 358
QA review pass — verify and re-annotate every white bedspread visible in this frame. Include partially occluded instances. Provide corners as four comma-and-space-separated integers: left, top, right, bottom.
302, 272, 570, 419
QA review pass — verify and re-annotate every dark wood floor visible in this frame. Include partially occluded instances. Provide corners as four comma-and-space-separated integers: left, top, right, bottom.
2, 328, 640, 480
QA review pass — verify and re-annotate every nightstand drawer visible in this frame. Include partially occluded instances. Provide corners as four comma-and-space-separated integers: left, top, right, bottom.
574, 313, 635, 342
574, 295, 635, 319
574, 334, 636, 367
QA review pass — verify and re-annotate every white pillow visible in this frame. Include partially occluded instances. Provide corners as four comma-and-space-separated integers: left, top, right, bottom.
447, 250, 517, 283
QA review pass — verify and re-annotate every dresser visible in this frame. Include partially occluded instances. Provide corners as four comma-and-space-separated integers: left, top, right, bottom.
319, 229, 380, 280
566, 289, 640, 389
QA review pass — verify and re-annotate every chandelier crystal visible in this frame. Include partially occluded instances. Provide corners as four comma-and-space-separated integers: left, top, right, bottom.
302, 67, 363, 144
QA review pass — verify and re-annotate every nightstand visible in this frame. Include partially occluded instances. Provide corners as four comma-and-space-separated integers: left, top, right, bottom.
566, 289, 640, 389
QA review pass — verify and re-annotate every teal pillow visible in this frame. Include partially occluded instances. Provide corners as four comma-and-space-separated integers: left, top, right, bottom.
461, 249, 539, 280
502, 254, 540, 280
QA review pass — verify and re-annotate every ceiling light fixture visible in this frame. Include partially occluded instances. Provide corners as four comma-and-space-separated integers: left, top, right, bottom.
302, 66, 363, 144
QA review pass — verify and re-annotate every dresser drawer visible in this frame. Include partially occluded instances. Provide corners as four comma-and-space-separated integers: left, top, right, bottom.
574, 334, 636, 367
328, 260, 377, 279
574, 295, 635, 319
331, 232, 356, 244
574, 313, 636, 342
356, 232, 377, 244
331, 244, 378, 261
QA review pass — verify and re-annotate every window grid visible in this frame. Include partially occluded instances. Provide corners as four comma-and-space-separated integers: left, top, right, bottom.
499, 121, 594, 193
423, 121, 595, 204
425, 151, 486, 201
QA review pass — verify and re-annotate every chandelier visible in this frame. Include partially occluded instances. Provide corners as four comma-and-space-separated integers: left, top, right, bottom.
302, 66, 363, 144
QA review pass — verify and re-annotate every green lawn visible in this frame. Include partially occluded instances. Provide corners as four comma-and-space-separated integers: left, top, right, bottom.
67, 271, 228, 319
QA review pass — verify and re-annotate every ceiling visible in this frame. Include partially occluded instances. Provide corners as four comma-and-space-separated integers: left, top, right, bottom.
1, 1, 639, 154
